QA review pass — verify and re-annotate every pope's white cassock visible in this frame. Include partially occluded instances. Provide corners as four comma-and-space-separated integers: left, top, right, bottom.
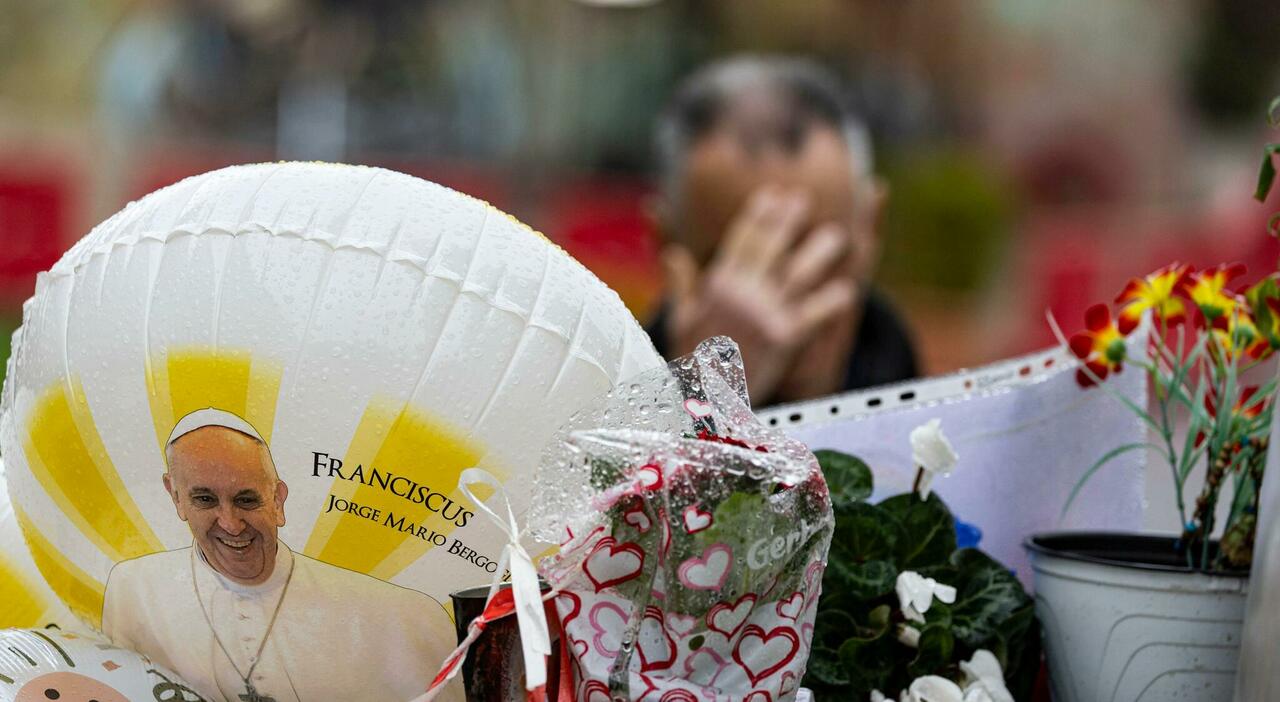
103, 541, 463, 702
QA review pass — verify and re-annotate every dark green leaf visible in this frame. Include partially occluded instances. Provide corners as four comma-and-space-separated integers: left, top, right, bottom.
1247, 277, 1280, 348
907, 623, 955, 679
829, 502, 902, 564
805, 645, 850, 687
877, 493, 956, 568
828, 558, 898, 600
815, 450, 874, 508
838, 633, 896, 693
1258, 143, 1280, 202
997, 603, 1042, 702
811, 609, 858, 651
949, 549, 1032, 648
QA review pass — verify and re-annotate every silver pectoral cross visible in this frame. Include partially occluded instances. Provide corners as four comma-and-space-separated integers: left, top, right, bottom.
239, 682, 276, 702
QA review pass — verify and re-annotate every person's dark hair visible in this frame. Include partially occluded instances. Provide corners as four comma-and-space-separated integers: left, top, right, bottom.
654, 55, 873, 210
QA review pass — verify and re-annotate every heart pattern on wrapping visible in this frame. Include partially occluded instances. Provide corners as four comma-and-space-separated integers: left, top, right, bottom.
803, 561, 824, 611
582, 680, 611, 702
584, 537, 645, 592
683, 646, 728, 686
682, 504, 713, 534
557, 590, 582, 627
684, 398, 713, 418
780, 670, 798, 696
775, 592, 803, 621
665, 611, 697, 638
659, 689, 700, 702
732, 624, 800, 686
639, 605, 677, 672
706, 593, 756, 639
678, 543, 733, 591
625, 505, 652, 533
636, 463, 664, 491
588, 600, 628, 657
744, 692, 773, 702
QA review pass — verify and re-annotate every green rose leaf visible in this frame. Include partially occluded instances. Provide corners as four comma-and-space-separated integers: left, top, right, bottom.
815, 449, 874, 508
949, 548, 1031, 648
878, 492, 956, 569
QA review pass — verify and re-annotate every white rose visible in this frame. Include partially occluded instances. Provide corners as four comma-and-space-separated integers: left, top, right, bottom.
870, 690, 887, 702
903, 675, 965, 702
959, 649, 1014, 702
896, 570, 957, 623
910, 418, 958, 499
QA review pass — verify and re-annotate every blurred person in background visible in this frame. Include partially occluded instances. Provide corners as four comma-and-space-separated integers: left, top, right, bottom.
648, 55, 918, 407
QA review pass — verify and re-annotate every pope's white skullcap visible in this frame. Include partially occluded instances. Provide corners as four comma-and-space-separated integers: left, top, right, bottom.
167, 408, 266, 447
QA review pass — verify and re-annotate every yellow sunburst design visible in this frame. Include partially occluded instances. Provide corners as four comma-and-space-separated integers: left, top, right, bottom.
22, 381, 164, 563
303, 398, 498, 580
13, 507, 104, 628
147, 347, 283, 453
0, 554, 47, 629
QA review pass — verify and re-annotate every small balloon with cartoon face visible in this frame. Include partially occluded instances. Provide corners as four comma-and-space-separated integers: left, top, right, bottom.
14, 671, 129, 702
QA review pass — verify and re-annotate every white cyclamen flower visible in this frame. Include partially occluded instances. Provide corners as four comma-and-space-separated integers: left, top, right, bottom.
903, 675, 965, 702
960, 649, 1014, 702
910, 418, 958, 499
896, 623, 921, 648
870, 690, 887, 702
896, 570, 957, 623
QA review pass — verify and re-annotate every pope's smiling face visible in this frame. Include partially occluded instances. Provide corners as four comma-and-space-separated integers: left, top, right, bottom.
164, 426, 288, 586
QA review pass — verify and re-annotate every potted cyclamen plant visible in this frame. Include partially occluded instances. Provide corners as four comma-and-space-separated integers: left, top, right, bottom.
1026, 108, 1280, 702
805, 421, 1040, 702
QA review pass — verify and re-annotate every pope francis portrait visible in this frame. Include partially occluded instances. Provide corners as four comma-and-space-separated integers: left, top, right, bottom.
102, 408, 461, 702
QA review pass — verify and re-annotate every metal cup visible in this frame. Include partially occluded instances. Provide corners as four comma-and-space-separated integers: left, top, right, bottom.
450, 584, 560, 702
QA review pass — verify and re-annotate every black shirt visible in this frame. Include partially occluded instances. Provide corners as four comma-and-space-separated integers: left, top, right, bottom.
645, 288, 919, 405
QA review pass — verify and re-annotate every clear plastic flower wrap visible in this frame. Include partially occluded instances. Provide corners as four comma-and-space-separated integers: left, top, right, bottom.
529, 337, 834, 701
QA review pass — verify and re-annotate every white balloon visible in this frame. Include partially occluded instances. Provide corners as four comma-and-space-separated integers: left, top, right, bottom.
0, 627, 205, 701
0, 163, 662, 697
0, 461, 75, 630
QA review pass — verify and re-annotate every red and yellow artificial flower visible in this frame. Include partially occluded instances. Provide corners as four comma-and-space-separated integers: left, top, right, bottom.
1070, 303, 1128, 387
1209, 305, 1271, 361
1180, 263, 1246, 325
1115, 263, 1190, 334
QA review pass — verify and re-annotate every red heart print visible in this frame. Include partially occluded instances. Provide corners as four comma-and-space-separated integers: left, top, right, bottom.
557, 591, 582, 626
683, 646, 728, 685
775, 592, 803, 621
733, 625, 800, 686
660, 690, 699, 702
677, 544, 733, 591
636, 463, 664, 491
665, 611, 697, 638
684, 398, 713, 418
639, 606, 676, 672
744, 692, 772, 702
682, 504, 713, 534
582, 680, 611, 702
706, 593, 756, 639
589, 601, 628, 657
625, 505, 652, 532
780, 671, 798, 696
584, 537, 645, 592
